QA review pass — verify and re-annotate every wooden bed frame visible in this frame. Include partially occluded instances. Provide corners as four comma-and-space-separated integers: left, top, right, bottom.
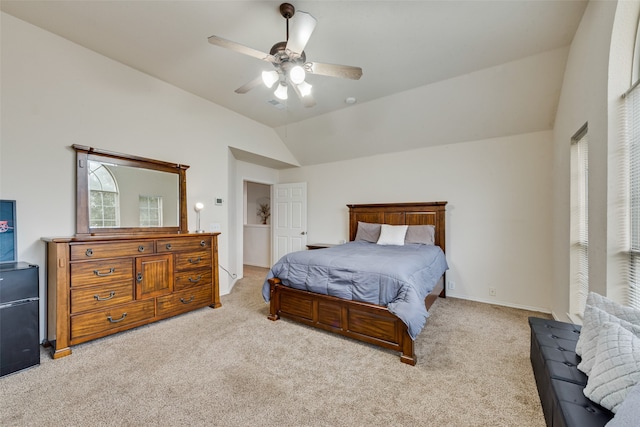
267, 202, 447, 365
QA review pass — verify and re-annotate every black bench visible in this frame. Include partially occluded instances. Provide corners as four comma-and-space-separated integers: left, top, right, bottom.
528, 317, 613, 427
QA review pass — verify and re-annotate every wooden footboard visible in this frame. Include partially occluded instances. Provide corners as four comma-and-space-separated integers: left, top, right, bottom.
267, 276, 444, 365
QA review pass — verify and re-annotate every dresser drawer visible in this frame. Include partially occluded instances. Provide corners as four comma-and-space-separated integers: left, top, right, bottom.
156, 285, 212, 317
70, 299, 155, 341
156, 237, 211, 253
70, 241, 153, 261
174, 268, 212, 292
70, 281, 134, 314
174, 250, 211, 271
70, 259, 133, 287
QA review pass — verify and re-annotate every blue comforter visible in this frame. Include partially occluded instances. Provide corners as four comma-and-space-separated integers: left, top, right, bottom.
262, 241, 448, 339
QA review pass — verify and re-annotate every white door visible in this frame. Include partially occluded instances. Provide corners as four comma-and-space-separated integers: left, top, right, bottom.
272, 182, 307, 263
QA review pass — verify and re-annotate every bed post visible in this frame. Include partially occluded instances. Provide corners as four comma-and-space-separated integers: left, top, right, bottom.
267, 278, 281, 321
400, 333, 416, 365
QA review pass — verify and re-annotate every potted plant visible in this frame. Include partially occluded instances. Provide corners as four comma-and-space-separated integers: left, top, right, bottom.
257, 203, 270, 225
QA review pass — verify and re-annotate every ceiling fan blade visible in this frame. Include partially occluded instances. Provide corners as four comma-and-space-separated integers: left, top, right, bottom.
307, 62, 363, 80
292, 83, 316, 108
234, 76, 264, 94
208, 35, 276, 62
286, 11, 317, 57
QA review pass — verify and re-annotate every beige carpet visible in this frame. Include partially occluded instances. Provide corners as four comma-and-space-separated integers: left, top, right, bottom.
1, 266, 548, 426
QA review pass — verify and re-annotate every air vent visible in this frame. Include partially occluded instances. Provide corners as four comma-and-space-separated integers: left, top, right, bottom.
267, 99, 285, 110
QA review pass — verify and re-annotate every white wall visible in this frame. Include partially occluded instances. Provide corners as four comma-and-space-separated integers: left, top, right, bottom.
0, 13, 297, 340
243, 225, 270, 267
279, 131, 554, 312
246, 182, 271, 225
243, 182, 271, 268
551, 0, 639, 321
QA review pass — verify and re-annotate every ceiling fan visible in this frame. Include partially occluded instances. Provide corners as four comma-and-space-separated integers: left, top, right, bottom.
208, 2, 363, 107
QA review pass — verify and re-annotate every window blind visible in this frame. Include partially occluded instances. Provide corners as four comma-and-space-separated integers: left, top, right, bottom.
626, 84, 640, 310
570, 125, 589, 317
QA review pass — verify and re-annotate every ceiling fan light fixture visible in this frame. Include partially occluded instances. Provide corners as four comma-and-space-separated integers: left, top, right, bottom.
262, 70, 279, 89
297, 81, 312, 97
208, 3, 362, 107
289, 65, 306, 85
274, 82, 288, 100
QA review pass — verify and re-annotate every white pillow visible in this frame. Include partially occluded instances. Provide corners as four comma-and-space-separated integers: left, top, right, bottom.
376, 224, 408, 246
576, 293, 640, 357
577, 305, 640, 376
586, 292, 640, 325
583, 322, 640, 414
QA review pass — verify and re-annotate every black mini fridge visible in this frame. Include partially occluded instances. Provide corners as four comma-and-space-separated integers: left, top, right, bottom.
0, 262, 40, 376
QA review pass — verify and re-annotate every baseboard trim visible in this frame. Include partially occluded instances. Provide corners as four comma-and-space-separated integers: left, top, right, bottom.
444, 293, 550, 315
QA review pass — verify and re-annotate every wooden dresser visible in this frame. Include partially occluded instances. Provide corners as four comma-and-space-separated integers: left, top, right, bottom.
43, 232, 220, 358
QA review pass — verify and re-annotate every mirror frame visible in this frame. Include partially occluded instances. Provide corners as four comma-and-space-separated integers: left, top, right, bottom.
73, 144, 189, 236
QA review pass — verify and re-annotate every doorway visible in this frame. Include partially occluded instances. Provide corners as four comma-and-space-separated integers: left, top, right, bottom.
243, 181, 271, 268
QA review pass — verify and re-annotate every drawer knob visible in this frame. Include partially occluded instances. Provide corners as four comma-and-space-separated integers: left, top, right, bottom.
188, 275, 202, 283
180, 296, 195, 304
94, 291, 116, 301
200, 240, 206, 247
188, 257, 202, 264
93, 268, 115, 277
138, 246, 145, 252
137, 272, 143, 283
85, 248, 94, 257
165, 243, 173, 250
107, 313, 127, 323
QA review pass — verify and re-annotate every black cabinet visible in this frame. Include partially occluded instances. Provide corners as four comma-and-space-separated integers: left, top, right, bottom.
0, 262, 40, 376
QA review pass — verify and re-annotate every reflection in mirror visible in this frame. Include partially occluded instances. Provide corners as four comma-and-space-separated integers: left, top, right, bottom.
88, 161, 180, 228
74, 144, 189, 236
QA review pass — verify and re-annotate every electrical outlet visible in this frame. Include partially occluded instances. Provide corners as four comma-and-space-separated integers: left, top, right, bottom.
210, 223, 221, 232
447, 281, 455, 290
489, 287, 497, 296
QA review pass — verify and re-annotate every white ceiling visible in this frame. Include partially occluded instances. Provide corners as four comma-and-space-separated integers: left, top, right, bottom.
1, 0, 588, 166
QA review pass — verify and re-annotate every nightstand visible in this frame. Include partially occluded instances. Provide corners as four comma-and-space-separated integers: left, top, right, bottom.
306, 243, 337, 250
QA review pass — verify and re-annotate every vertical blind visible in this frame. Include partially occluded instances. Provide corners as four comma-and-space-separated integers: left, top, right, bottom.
570, 125, 589, 317
626, 83, 640, 310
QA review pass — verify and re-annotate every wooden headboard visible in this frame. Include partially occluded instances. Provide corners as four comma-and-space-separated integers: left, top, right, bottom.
347, 202, 447, 252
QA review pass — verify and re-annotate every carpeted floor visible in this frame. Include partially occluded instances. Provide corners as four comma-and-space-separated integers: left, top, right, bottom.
0, 265, 549, 426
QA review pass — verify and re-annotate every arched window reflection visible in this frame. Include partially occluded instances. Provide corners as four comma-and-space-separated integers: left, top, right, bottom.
88, 161, 120, 227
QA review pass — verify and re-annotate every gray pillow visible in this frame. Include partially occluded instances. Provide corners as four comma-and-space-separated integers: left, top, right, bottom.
405, 225, 435, 245
606, 381, 640, 426
354, 222, 381, 243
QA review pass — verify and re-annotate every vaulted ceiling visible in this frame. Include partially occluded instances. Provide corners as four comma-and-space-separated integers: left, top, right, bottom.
1, 1, 588, 166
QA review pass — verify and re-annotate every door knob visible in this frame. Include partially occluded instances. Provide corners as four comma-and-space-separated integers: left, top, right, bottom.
300, 231, 306, 235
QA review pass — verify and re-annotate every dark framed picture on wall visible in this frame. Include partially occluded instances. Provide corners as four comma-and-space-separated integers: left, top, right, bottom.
0, 200, 17, 263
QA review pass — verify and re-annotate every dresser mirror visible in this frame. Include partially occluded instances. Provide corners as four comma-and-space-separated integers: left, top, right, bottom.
73, 144, 189, 235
